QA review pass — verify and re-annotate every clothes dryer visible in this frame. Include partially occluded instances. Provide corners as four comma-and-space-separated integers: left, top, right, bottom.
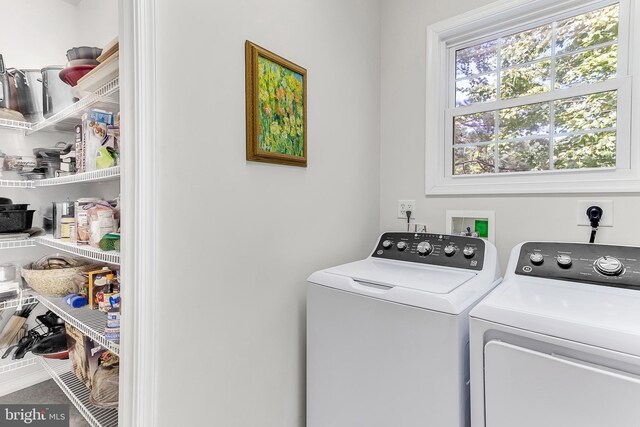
470, 241, 640, 427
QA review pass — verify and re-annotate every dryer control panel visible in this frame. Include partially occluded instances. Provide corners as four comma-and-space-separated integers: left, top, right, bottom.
515, 242, 640, 290
371, 232, 485, 271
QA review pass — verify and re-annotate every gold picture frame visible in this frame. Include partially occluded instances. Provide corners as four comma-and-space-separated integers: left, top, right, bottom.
245, 41, 307, 167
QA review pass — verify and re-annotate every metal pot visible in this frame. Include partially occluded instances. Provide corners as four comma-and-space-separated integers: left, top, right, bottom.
41, 66, 75, 118
13, 69, 43, 123
0, 55, 19, 112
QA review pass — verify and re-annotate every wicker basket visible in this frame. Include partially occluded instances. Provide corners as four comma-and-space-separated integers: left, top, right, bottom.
21, 262, 100, 297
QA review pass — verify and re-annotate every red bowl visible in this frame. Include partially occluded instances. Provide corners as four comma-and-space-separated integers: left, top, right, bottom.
59, 64, 96, 87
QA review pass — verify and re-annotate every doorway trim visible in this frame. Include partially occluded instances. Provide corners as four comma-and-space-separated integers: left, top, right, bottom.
120, 0, 157, 425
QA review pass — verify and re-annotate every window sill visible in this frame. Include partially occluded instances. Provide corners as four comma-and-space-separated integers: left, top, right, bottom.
426, 174, 640, 195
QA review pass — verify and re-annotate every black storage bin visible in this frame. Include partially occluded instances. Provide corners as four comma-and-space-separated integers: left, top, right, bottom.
0, 204, 29, 212
0, 210, 35, 232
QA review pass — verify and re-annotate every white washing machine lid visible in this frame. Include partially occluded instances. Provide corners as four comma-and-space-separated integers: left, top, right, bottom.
471, 276, 640, 356
325, 258, 476, 294
308, 258, 493, 314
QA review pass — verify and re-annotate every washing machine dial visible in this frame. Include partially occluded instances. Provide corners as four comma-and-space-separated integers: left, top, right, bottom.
556, 254, 572, 269
444, 245, 457, 256
594, 256, 624, 276
462, 246, 475, 258
529, 252, 544, 266
396, 241, 408, 251
382, 240, 393, 249
417, 241, 433, 256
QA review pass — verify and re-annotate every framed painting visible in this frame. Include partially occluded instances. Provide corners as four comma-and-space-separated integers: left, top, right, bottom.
245, 41, 307, 167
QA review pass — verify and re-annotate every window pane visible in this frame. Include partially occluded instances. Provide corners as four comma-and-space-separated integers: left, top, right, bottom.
555, 91, 617, 134
456, 74, 497, 106
453, 144, 495, 175
456, 41, 498, 79
499, 139, 550, 172
454, 112, 495, 144
499, 102, 549, 140
556, 45, 617, 89
554, 131, 616, 169
556, 4, 619, 54
501, 25, 552, 67
500, 61, 550, 100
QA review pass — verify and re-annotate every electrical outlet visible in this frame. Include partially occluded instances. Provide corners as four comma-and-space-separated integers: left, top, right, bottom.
397, 200, 416, 219
577, 200, 613, 227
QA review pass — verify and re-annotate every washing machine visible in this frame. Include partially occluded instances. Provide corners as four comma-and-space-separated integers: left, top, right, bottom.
470, 241, 640, 427
307, 232, 501, 427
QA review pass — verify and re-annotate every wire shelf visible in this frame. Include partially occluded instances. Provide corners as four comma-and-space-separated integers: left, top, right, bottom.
35, 166, 120, 187
35, 235, 120, 265
0, 118, 32, 131
34, 294, 119, 355
0, 167, 119, 188
0, 179, 35, 188
0, 293, 37, 311
27, 77, 119, 135
39, 357, 119, 427
0, 357, 37, 374
0, 239, 35, 249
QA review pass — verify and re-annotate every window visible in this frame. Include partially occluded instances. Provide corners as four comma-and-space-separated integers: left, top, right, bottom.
425, 0, 638, 194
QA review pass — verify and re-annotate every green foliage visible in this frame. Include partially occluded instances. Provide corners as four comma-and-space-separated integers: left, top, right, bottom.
258, 57, 304, 157
453, 4, 619, 175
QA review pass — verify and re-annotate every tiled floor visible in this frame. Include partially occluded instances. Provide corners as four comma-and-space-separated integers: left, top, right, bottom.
0, 379, 90, 427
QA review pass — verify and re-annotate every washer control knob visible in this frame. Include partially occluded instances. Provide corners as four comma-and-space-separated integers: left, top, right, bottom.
462, 246, 475, 258
417, 241, 433, 256
397, 241, 408, 251
529, 252, 544, 266
556, 254, 572, 269
382, 240, 393, 249
444, 245, 457, 256
595, 256, 624, 276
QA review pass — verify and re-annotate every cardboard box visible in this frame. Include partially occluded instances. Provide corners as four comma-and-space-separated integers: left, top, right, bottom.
60, 162, 76, 173
88, 268, 112, 309
82, 109, 114, 172
74, 125, 84, 173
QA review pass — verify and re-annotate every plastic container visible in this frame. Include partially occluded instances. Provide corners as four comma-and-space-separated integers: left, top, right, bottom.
0, 210, 35, 232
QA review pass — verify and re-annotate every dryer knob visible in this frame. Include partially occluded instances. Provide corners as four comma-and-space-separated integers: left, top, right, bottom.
396, 241, 407, 251
556, 254, 572, 269
529, 252, 544, 266
444, 245, 456, 256
462, 246, 475, 258
595, 256, 624, 276
417, 241, 433, 256
382, 240, 393, 249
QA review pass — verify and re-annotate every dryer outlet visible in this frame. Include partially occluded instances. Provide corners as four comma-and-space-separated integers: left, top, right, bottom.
576, 200, 613, 227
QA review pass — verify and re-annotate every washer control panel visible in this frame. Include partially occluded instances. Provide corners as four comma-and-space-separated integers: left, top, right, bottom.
515, 242, 640, 289
371, 232, 485, 271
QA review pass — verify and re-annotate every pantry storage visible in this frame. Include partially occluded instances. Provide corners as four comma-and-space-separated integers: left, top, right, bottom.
0, 1, 125, 426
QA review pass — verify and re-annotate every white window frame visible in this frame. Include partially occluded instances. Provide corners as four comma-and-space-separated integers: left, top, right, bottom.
425, 0, 640, 195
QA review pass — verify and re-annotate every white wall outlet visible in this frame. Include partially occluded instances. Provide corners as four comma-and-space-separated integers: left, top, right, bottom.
577, 200, 613, 227
397, 200, 416, 219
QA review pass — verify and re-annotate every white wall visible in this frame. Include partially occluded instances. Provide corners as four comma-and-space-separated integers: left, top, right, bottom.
0, 0, 117, 69
380, 0, 640, 268
75, 0, 119, 49
153, 1, 381, 426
